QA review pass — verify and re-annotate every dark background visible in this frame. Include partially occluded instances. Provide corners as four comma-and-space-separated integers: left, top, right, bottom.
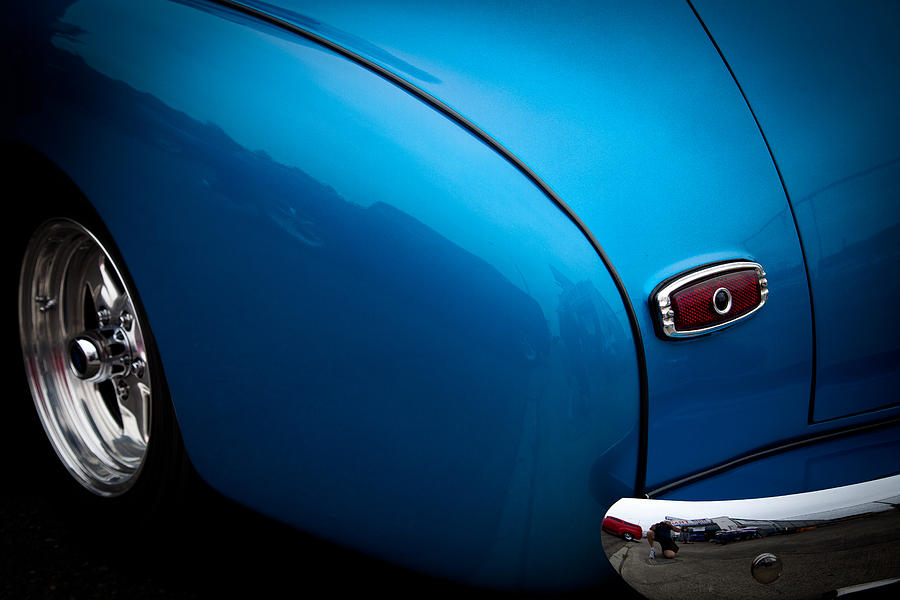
1, 375, 644, 600
0, 391, 474, 599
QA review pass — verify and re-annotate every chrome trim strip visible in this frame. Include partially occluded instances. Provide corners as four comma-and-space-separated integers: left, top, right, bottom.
832, 578, 900, 597
603, 475, 900, 598
655, 260, 767, 338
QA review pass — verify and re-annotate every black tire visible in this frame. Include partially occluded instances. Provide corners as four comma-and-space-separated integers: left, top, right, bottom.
623, 532, 634, 542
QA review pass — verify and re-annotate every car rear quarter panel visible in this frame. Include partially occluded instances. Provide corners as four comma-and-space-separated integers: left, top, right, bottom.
250, 0, 818, 498
4, 0, 639, 589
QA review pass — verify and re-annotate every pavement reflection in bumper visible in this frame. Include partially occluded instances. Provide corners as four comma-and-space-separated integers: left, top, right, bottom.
603, 475, 900, 599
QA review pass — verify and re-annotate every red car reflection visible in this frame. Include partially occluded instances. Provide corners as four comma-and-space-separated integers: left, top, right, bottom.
602, 516, 642, 542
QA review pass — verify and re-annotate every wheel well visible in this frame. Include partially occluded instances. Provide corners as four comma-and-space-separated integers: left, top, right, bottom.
3, 140, 195, 509
1, 141, 103, 231
1, 141, 107, 466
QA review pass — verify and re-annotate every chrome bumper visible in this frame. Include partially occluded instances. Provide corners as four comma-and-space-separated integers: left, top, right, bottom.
603, 475, 900, 598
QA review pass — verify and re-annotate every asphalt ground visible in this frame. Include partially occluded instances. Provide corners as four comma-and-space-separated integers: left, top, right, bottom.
1, 479, 466, 600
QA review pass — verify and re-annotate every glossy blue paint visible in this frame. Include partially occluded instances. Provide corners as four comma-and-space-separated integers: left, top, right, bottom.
233, 0, 817, 493
692, 0, 900, 423
4, 0, 639, 589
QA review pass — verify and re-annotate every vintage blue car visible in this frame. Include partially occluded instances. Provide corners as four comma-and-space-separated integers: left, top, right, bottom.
4, 0, 899, 595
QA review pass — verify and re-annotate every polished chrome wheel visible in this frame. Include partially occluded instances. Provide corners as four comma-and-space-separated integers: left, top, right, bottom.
19, 219, 152, 496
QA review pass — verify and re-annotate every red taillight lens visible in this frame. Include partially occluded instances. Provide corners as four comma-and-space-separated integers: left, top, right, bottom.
671, 270, 760, 331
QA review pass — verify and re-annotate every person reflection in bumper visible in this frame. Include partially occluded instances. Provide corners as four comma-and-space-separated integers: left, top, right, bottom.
647, 520, 682, 560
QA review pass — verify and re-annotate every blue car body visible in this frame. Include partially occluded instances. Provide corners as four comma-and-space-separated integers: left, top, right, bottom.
3, 0, 899, 591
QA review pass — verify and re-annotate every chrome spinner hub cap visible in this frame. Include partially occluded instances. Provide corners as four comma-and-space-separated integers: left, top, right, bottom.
19, 219, 151, 496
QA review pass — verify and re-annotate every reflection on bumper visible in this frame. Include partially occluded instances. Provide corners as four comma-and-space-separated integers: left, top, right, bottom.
603, 475, 900, 598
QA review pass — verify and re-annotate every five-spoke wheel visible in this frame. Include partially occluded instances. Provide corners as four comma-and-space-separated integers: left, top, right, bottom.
19, 219, 153, 497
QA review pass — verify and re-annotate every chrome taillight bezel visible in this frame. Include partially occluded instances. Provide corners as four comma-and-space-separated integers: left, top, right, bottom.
653, 260, 768, 339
